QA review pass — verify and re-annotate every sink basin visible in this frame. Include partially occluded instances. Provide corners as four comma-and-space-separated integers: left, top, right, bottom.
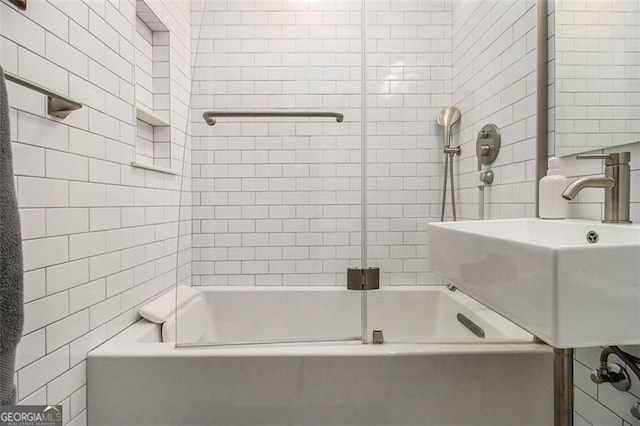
427, 219, 640, 348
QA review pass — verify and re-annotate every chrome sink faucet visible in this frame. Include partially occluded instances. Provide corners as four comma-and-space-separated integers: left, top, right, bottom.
561, 152, 631, 224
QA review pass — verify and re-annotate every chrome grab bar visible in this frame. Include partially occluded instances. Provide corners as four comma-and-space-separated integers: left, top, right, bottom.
202, 110, 344, 126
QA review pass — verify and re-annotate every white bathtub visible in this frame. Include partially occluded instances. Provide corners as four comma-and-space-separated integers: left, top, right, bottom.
88, 287, 553, 425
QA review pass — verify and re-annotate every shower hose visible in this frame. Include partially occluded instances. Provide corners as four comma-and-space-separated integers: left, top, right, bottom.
440, 152, 456, 222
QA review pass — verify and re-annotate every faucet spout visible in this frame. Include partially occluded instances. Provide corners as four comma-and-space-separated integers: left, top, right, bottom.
561, 177, 615, 200
560, 151, 631, 223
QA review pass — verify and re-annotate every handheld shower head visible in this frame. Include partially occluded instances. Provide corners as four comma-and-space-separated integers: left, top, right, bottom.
437, 107, 461, 148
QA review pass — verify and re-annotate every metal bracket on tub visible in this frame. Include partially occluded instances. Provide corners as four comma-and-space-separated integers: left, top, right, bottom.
347, 267, 380, 290
372, 330, 384, 344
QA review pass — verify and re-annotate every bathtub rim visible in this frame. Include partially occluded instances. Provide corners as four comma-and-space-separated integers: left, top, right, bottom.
90, 286, 551, 358
148, 285, 535, 342
89, 320, 551, 357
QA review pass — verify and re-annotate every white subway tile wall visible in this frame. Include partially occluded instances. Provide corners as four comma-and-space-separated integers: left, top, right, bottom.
554, 0, 640, 157
135, 15, 155, 112
365, 0, 452, 286
190, 0, 460, 287
134, 16, 157, 165
134, 2, 173, 169
189, 0, 540, 287
452, 0, 538, 221
190, 0, 363, 287
1, 0, 192, 425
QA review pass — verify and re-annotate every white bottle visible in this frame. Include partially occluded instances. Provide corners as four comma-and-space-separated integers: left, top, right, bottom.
539, 157, 569, 219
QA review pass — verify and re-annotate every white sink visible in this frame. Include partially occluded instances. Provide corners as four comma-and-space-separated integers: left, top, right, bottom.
427, 219, 640, 348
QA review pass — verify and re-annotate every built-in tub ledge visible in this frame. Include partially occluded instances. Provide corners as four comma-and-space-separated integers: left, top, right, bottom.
130, 161, 179, 175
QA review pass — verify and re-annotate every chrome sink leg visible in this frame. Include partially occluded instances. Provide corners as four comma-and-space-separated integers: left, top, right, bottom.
554, 348, 574, 426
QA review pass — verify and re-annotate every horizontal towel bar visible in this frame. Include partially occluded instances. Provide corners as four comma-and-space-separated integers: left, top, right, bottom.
202, 110, 344, 126
4, 71, 83, 119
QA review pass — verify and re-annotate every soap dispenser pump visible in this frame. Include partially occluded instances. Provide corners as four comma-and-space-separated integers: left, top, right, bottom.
539, 157, 569, 219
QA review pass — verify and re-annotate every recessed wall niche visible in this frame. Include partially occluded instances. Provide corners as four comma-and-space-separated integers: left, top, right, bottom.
133, 0, 173, 172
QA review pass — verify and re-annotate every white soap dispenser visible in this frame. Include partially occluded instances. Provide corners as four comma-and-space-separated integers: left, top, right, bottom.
539, 157, 569, 219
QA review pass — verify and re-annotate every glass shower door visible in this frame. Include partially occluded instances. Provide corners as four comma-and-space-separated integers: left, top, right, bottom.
173, 0, 365, 348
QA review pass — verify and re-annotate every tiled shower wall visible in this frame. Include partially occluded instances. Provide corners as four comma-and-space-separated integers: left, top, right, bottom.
190, 0, 453, 287
1, 0, 191, 424
365, 0, 452, 286
451, 0, 538, 220
190, 0, 539, 287
190, 0, 363, 287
